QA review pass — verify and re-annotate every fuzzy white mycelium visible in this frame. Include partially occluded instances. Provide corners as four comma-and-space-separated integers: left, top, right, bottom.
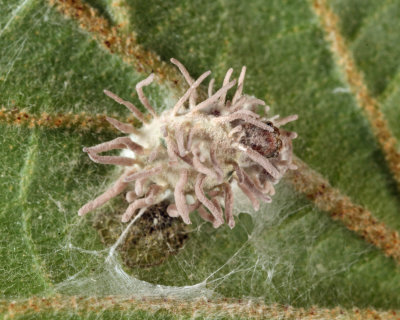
78, 58, 298, 229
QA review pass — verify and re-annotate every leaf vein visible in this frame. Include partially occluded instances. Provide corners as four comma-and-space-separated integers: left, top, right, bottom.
2, 295, 400, 319
312, 0, 400, 192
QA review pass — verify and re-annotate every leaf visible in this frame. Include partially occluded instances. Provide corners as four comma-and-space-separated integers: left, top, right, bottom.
1, 0, 400, 318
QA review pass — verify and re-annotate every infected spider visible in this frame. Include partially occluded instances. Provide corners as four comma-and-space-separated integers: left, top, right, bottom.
78, 59, 297, 229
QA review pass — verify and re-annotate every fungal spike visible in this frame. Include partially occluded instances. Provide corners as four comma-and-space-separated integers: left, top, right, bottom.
106, 116, 137, 134
268, 114, 280, 122
78, 172, 131, 216
170, 58, 193, 85
191, 146, 219, 179
223, 183, 235, 229
85, 150, 136, 166
195, 174, 225, 226
187, 127, 195, 150
146, 185, 163, 205
84, 136, 143, 153
219, 68, 234, 105
135, 178, 146, 196
247, 97, 266, 107
170, 58, 197, 107
174, 170, 191, 224
233, 109, 261, 119
229, 125, 243, 138
172, 70, 211, 115
239, 182, 260, 211
126, 190, 137, 203
210, 144, 224, 183
230, 96, 247, 112
235, 143, 281, 180
165, 135, 180, 164
242, 171, 272, 203
287, 131, 298, 139
208, 78, 215, 97
124, 165, 163, 182
80, 58, 297, 229
211, 198, 224, 228
83, 137, 143, 166
121, 198, 148, 222
167, 200, 201, 219
122, 187, 158, 222
197, 206, 216, 226
274, 114, 299, 127
217, 112, 274, 132
232, 66, 246, 104
136, 73, 158, 118
103, 90, 147, 123
189, 79, 236, 113
267, 182, 276, 195
175, 124, 187, 157
167, 204, 180, 217
231, 161, 245, 183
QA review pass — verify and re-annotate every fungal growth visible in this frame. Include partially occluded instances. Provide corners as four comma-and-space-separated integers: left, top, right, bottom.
79, 59, 298, 229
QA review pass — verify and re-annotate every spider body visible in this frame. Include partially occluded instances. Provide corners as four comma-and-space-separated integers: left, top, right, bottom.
79, 59, 298, 229
238, 122, 282, 159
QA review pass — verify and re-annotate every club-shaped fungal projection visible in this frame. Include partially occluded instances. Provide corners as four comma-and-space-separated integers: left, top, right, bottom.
78, 59, 298, 229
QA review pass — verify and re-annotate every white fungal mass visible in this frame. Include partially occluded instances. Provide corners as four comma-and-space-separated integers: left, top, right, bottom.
78, 58, 298, 229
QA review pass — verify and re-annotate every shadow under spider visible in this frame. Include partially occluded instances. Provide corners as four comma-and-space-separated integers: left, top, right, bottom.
92, 198, 189, 269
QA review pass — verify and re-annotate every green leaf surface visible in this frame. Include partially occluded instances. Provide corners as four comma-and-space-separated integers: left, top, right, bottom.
1, 0, 400, 318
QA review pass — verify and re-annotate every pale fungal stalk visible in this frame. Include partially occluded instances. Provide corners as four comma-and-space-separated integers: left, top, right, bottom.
79, 59, 298, 229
